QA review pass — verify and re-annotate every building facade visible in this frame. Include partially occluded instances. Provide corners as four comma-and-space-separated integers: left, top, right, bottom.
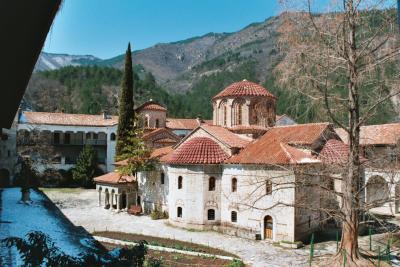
104, 80, 345, 243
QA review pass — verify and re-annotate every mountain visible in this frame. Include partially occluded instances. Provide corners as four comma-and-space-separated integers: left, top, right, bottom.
34, 52, 101, 71
27, 12, 397, 124
36, 16, 281, 93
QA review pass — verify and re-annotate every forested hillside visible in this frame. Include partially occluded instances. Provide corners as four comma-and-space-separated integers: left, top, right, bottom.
26, 11, 398, 124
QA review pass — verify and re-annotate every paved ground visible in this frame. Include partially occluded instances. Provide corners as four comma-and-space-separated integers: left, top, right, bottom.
44, 188, 312, 267
44, 188, 400, 266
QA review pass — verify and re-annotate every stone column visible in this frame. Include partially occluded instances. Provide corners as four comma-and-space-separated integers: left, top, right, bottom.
126, 193, 130, 209
104, 192, 109, 208
110, 193, 114, 209
98, 190, 102, 207
116, 194, 121, 210
135, 192, 138, 205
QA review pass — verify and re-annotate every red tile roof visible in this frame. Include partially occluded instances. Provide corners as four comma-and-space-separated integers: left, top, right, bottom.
135, 101, 167, 112
143, 128, 179, 141
166, 118, 201, 130
336, 123, 400, 146
114, 146, 174, 166
213, 80, 276, 100
93, 171, 135, 184
21, 111, 118, 127
227, 123, 331, 165
318, 139, 350, 164
167, 137, 229, 165
154, 138, 178, 144
201, 125, 250, 148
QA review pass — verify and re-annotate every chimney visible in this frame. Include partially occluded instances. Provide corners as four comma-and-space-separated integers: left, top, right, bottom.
102, 110, 108, 119
196, 115, 204, 126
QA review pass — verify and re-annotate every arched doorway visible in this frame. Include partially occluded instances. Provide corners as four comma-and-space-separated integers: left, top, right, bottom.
264, 215, 273, 240
0, 169, 10, 187
366, 175, 389, 204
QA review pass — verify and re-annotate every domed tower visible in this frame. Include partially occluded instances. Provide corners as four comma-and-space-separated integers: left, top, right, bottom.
212, 80, 277, 128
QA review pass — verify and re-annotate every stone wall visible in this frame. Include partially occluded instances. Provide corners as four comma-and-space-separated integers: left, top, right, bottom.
221, 165, 296, 242
167, 164, 223, 230
137, 165, 169, 213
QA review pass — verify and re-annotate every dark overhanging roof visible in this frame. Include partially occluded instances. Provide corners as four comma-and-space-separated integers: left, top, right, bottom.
0, 0, 61, 128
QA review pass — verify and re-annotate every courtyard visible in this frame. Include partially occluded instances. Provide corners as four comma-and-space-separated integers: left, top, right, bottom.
43, 188, 313, 267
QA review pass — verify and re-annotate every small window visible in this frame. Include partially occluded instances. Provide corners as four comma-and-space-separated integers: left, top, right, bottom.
178, 176, 183, 189
64, 133, 70, 144
110, 133, 116, 141
161, 172, 165, 185
155, 119, 160, 128
266, 180, 272, 195
177, 207, 182, 218
207, 209, 215, 220
209, 177, 216, 191
231, 211, 237, 223
231, 178, 237, 192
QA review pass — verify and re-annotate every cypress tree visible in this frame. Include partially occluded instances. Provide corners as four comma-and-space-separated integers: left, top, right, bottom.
116, 43, 135, 156
72, 145, 98, 188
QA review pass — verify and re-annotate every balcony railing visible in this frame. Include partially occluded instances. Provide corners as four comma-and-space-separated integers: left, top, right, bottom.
51, 139, 107, 146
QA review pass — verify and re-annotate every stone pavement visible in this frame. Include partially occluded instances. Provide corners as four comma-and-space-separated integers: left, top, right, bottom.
44, 188, 312, 266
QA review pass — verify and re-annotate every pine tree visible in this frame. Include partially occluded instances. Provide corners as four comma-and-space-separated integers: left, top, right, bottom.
72, 145, 98, 188
116, 43, 135, 157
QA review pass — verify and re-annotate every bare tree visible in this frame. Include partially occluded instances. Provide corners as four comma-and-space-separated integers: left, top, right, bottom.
270, 0, 400, 265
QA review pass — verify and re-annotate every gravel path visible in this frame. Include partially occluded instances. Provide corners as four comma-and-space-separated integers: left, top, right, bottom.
44, 188, 312, 267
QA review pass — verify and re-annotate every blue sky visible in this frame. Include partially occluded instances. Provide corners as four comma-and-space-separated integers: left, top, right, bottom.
43, 0, 282, 59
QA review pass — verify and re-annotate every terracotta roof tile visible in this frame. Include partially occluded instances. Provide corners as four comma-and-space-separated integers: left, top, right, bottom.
201, 125, 250, 148
336, 123, 400, 146
114, 146, 174, 166
166, 118, 200, 130
93, 171, 135, 184
213, 80, 276, 100
21, 111, 118, 127
227, 123, 331, 165
154, 138, 178, 144
167, 137, 229, 165
135, 101, 167, 112
318, 139, 349, 164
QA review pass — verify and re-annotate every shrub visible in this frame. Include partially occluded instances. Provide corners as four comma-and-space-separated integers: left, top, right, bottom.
227, 259, 245, 267
144, 257, 163, 267
150, 208, 168, 220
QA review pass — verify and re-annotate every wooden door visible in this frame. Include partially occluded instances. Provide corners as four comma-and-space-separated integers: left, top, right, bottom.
264, 216, 273, 239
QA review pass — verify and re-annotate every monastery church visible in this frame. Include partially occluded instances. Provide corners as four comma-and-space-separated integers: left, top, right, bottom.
94, 80, 352, 243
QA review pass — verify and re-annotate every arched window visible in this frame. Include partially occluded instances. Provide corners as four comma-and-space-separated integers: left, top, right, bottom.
207, 209, 215, 220
223, 106, 227, 126
231, 178, 237, 192
209, 177, 216, 191
231, 211, 237, 223
238, 104, 242, 125
144, 115, 150, 128
178, 176, 183, 189
110, 133, 116, 141
266, 180, 272, 195
161, 172, 165, 185
155, 119, 160, 128
177, 207, 182, 218
233, 98, 245, 126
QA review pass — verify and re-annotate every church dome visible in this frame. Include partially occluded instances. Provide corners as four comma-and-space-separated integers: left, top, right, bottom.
167, 137, 229, 165
212, 80, 276, 100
